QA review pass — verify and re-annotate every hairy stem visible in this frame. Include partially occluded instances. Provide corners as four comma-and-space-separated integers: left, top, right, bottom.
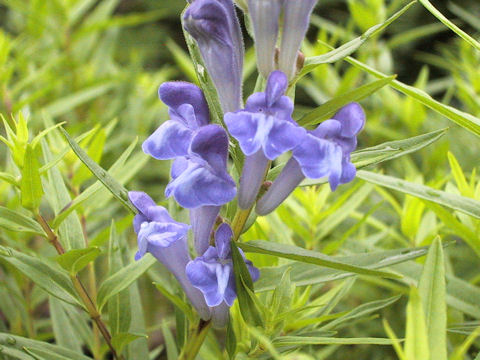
36, 214, 120, 360
178, 319, 212, 360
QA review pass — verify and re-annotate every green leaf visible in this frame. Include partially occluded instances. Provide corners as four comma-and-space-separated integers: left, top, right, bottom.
111, 332, 147, 355
0, 333, 91, 360
226, 315, 237, 360
255, 245, 431, 291
56, 247, 101, 275
231, 241, 264, 326
344, 56, 480, 137
289, 128, 446, 186
72, 128, 106, 186
52, 139, 139, 229
96, 255, 156, 312
418, 0, 480, 51
20, 143, 44, 210
298, 76, 395, 127
0, 206, 45, 236
418, 237, 447, 360
161, 322, 178, 360
320, 295, 401, 331
295, 1, 416, 81
405, 287, 430, 360
42, 82, 115, 118
48, 296, 84, 354
0, 246, 81, 307
357, 170, 480, 219
238, 240, 400, 279
41, 138, 84, 250
272, 337, 395, 346
154, 283, 194, 322
0, 171, 19, 186
350, 128, 447, 169
59, 127, 137, 214
107, 222, 131, 336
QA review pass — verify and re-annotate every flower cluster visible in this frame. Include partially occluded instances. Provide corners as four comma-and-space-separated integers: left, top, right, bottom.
129, 0, 365, 327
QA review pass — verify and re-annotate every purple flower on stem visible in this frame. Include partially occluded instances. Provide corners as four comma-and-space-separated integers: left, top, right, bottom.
278, 0, 317, 80
165, 124, 236, 209
256, 103, 366, 215
184, 0, 244, 112
186, 223, 259, 327
142, 82, 209, 159
248, 0, 283, 78
128, 191, 211, 320
225, 71, 305, 209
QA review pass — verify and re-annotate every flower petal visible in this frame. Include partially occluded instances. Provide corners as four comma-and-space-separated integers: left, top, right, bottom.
159, 81, 210, 127
186, 260, 223, 307
214, 223, 233, 260
165, 162, 236, 208
142, 120, 193, 160
333, 102, 365, 138
190, 124, 229, 173
265, 71, 288, 107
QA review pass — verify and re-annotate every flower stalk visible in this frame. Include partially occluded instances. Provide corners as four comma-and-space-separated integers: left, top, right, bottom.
178, 319, 212, 360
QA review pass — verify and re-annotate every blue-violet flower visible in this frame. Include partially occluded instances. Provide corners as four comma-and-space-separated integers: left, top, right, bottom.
225, 70, 305, 209
248, 0, 283, 78
184, 0, 244, 112
129, 191, 211, 320
256, 102, 366, 215
278, 0, 317, 80
186, 223, 259, 326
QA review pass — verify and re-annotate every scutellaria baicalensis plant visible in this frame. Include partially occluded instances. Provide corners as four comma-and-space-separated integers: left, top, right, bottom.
131, 0, 363, 337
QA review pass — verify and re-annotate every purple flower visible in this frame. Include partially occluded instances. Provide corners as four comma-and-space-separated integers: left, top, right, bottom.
248, 0, 283, 78
278, 0, 317, 80
165, 124, 236, 209
128, 191, 211, 320
186, 223, 259, 326
142, 82, 210, 160
225, 71, 305, 208
256, 103, 366, 215
184, 0, 244, 112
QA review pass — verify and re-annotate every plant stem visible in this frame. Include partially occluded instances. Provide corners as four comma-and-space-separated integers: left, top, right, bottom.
36, 214, 120, 360
178, 319, 212, 360
231, 208, 252, 241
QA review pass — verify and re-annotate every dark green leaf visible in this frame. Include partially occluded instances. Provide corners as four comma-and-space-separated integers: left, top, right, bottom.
0, 246, 81, 307
357, 170, 480, 219
231, 241, 264, 326
56, 247, 101, 275
97, 255, 156, 312
298, 77, 395, 127
59, 127, 137, 214
0, 206, 45, 236
238, 240, 400, 279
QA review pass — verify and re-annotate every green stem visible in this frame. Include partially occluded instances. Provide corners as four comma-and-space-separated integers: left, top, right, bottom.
231, 208, 252, 241
179, 319, 212, 360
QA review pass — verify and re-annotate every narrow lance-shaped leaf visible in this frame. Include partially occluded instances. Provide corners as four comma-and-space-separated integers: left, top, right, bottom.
238, 240, 401, 278
405, 287, 430, 360
298, 76, 396, 127
59, 127, 137, 214
295, 0, 416, 82
96, 255, 156, 312
21, 143, 44, 210
0, 206, 46, 236
418, 0, 480, 51
231, 241, 264, 327
343, 55, 480, 137
418, 237, 447, 360
357, 170, 480, 219
56, 247, 102, 275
